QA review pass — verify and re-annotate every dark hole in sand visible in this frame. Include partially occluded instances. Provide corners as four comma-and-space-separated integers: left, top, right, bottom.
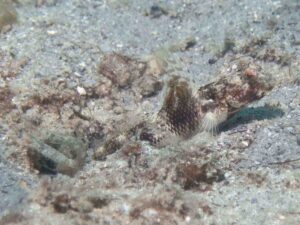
38, 157, 58, 175
218, 106, 284, 132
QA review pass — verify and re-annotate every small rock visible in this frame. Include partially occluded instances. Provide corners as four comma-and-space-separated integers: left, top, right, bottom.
94, 82, 112, 97
240, 140, 250, 148
176, 162, 224, 190
35, 0, 57, 7
85, 191, 112, 208
265, 100, 280, 108
285, 127, 295, 135
169, 36, 197, 52
70, 198, 93, 213
76, 86, 86, 96
145, 56, 166, 77
244, 68, 257, 77
149, 5, 168, 18
297, 136, 300, 145
27, 132, 88, 176
139, 77, 163, 97
208, 58, 217, 65
98, 53, 146, 88
46, 30, 57, 35
0, 2, 17, 32
253, 11, 262, 23
94, 136, 124, 160
113, 106, 124, 114
53, 193, 70, 213
72, 105, 81, 113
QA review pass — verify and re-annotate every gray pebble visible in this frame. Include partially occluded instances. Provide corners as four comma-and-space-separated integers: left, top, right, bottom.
297, 136, 300, 145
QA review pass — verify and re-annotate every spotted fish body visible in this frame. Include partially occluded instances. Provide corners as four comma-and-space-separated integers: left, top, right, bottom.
140, 71, 271, 147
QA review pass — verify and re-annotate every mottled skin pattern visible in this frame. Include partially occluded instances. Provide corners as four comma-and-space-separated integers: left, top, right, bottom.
198, 72, 266, 116
140, 71, 271, 147
140, 77, 200, 145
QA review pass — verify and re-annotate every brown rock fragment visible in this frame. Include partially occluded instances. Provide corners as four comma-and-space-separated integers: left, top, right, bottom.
98, 53, 146, 88
0, 2, 17, 32
138, 76, 163, 97
70, 198, 94, 213
53, 193, 70, 213
93, 135, 124, 160
0, 85, 15, 116
176, 163, 224, 190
